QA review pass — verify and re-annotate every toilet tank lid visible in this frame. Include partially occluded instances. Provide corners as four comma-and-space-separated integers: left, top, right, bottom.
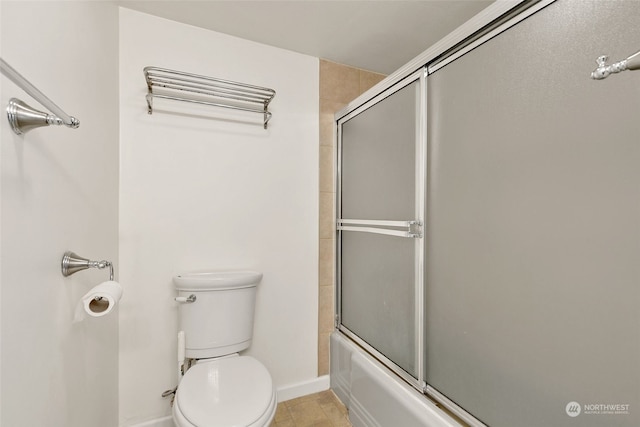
173, 270, 263, 291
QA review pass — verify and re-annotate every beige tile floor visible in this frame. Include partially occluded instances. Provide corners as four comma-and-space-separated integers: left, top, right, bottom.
270, 390, 352, 427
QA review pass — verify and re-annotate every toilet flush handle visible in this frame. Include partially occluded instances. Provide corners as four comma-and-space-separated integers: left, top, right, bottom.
175, 294, 196, 303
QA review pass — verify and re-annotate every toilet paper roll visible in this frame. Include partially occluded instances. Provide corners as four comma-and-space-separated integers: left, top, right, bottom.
80, 280, 123, 318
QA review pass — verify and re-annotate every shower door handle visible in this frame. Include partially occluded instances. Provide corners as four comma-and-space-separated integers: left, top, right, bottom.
337, 219, 422, 238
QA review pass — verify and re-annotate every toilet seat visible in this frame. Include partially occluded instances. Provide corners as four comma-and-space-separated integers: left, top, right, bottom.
173, 355, 277, 427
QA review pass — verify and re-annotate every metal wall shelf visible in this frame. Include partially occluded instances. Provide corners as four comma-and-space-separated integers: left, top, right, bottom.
144, 66, 276, 129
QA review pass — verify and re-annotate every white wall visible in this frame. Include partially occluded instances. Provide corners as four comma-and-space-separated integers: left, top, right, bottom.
0, 2, 120, 426
118, 8, 319, 425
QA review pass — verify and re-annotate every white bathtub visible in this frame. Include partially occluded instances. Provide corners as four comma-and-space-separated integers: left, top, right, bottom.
330, 332, 463, 427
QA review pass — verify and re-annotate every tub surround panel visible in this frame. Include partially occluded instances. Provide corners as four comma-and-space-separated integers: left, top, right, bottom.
318, 60, 385, 375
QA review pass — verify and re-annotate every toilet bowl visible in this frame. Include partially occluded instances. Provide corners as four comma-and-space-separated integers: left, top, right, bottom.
172, 270, 276, 427
173, 355, 277, 427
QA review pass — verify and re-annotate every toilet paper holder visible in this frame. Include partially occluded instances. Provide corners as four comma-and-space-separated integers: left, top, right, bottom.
61, 251, 114, 281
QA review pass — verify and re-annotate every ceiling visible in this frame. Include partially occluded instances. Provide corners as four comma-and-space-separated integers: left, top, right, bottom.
118, 0, 494, 75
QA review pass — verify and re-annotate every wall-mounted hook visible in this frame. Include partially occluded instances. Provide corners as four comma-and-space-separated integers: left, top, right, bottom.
61, 251, 114, 281
591, 50, 640, 80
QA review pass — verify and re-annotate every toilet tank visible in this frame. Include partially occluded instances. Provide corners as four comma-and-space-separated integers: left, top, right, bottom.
173, 270, 263, 359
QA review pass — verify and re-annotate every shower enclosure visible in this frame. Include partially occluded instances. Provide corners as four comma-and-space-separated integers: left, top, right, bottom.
337, 71, 426, 389
335, 1, 640, 426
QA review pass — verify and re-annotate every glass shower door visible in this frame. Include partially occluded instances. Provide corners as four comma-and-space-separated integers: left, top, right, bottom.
424, 1, 640, 425
337, 71, 425, 388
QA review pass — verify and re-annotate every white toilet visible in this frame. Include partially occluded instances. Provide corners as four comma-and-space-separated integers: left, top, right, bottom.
172, 270, 277, 427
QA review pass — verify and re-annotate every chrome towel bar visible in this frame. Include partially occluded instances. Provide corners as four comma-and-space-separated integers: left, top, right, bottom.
1, 58, 79, 134
144, 66, 276, 129
337, 219, 423, 238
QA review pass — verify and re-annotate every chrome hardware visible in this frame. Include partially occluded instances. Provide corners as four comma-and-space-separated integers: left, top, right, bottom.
7, 99, 62, 135
591, 50, 640, 80
1, 58, 79, 134
337, 219, 423, 238
162, 386, 177, 407
161, 387, 177, 398
421, 381, 428, 394
408, 221, 423, 238
175, 294, 196, 304
61, 251, 114, 281
144, 66, 276, 129
6, 98, 79, 135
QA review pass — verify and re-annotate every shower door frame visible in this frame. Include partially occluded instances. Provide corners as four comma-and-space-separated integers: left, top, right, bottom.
335, 68, 428, 393
333, 0, 558, 424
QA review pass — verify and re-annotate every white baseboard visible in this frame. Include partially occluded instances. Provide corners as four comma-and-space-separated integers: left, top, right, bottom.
127, 415, 173, 427
276, 375, 330, 402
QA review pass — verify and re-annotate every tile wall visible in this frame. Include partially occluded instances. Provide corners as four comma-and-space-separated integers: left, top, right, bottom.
318, 60, 386, 375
